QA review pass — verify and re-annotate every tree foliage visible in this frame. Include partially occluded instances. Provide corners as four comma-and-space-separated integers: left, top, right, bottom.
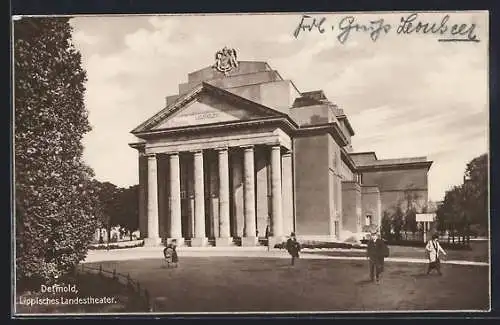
392, 206, 404, 240
15, 17, 99, 285
92, 181, 140, 241
115, 185, 140, 239
464, 154, 488, 227
436, 153, 488, 239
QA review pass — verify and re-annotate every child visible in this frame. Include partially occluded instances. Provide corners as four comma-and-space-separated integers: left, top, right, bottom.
286, 232, 301, 266
163, 239, 179, 268
425, 233, 447, 275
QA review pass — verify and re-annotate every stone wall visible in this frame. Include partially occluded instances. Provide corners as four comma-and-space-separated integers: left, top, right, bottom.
341, 181, 362, 234
294, 134, 330, 236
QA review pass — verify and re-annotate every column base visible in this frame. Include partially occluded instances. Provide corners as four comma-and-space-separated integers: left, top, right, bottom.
144, 237, 162, 247
241, 236, 258, 246
215, 237, 234, 247
191, 237, 208, 247
268, 236, 285, 249
167, 237, 185, 247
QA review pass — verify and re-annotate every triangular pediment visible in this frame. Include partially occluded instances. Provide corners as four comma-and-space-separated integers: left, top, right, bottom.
132, 83, 288, 133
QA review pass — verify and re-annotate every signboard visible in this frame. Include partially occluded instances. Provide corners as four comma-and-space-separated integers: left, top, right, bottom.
416, 213, 436, 222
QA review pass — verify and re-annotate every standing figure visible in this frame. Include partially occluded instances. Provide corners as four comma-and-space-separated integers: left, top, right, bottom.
286, 232, 301, 266
366, 230, 389, 284
163, 239, 179, 268
425, 233, 447, 275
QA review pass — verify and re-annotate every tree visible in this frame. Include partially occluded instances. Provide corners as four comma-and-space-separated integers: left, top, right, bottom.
15, 17, 99, 286
402, 188, 419, 237
381, 211, 392, 241
437, 185, 466, 244
115, 185, 140, 240
93, 181, 121, 243
463, 154, 488, 229
92, 181, 140, 242
436, 153, 488, 245
392, 206, 404, 241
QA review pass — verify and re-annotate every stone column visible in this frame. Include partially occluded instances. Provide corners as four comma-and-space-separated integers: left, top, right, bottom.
282, 151, 294, 237
169, 152, 184, 246
138, 151, 148, 239
192, 150, 207, 246
209, 157, 219, 238
269, 145, 283, 247
145, 154, 161, 246
216, 147, 233, 246
231, 151, 244, 237
242, 146, 257, 246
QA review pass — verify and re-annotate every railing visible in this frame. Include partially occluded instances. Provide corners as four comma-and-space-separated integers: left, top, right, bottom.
77, 263, 152, 312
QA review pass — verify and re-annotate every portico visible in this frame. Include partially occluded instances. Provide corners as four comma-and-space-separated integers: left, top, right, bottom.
134, 136, 292, 247
130, 80, 296, 247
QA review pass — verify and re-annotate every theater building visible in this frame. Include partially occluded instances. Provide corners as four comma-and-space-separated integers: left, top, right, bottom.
129, 48, 433, 247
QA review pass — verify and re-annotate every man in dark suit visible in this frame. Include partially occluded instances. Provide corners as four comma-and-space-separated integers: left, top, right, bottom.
286, 232, 301, 266
366, 229, 389, 284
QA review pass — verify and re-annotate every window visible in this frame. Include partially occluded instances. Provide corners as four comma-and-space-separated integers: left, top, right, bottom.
365, 215, 372, 226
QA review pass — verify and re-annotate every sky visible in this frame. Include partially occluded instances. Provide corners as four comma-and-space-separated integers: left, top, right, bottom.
69, 12, 489, 202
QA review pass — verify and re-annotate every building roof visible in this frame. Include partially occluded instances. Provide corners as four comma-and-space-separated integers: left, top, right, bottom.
349, 151, 432, 170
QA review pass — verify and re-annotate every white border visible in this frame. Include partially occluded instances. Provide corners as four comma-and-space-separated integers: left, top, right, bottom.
10, 11, 492, 316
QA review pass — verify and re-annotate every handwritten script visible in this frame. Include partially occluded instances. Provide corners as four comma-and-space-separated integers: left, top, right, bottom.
293, 13, 480, 44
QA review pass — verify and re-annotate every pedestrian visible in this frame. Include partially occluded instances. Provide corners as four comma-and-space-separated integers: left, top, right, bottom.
286, 232, 301, 266
366, 229, 389, 284
163, 239, 179, 268
425, 233, 447, 275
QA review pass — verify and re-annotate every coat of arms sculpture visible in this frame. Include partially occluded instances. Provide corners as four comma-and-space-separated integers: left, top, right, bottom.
212, 46, 239, 76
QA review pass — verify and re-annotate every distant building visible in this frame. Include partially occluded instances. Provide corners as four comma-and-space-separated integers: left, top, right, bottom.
129, 49, 432, 246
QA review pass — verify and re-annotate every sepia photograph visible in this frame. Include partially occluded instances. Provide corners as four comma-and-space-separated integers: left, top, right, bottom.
12, 11, 490, 315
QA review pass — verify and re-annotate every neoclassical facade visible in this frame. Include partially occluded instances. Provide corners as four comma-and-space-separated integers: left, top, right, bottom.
130, 50, 432, 246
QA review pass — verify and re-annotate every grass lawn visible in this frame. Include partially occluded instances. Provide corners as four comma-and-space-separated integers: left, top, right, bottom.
87, 256, 489, 313
307, 241, 489, 263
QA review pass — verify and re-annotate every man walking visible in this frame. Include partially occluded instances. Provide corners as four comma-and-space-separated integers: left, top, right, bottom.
425, 233, 447, 275
286, 232, 301, 266
366, 229, 389, 284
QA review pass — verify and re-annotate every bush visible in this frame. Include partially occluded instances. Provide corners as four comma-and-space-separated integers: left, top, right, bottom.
386, 240, 472, 250
89, 240, 144, 250
275, 241, 365, 250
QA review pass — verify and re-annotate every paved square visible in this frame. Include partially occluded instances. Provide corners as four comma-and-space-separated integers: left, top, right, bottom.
87, 257, 489, 312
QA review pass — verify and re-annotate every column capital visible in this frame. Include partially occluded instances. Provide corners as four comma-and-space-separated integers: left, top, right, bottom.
192, 149, 204, 155
282, 150, 292, 157
216, 146, 229, 152
271, 145, 281, 151
145, 153, 158, 159
242, 145, 255, 151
